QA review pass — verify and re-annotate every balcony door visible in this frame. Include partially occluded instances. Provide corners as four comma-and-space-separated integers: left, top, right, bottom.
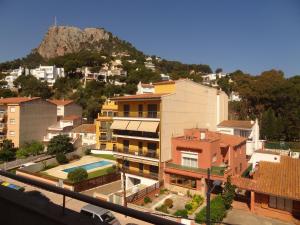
138, 104, 143, 117
123, 104, 130, 117
147, 104, 157, 118
147, 142, 157, 158
123, 140, 129, 153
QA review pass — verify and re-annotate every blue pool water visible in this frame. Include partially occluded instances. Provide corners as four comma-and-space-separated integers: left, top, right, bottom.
63, 160, 112, 173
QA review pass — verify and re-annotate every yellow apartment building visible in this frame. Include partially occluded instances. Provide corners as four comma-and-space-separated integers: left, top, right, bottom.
110, 79, 228, 188
0, 97, 57, 147
95, 99, 118, 150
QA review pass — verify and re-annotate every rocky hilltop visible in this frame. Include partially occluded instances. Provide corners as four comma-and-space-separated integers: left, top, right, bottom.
37, 26, 110, 59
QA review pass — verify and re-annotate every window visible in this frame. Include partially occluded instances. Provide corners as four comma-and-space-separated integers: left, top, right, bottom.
138, 104, 143, 117
123, 104, 130, 117
147, 104, 158, 118
170, 174, 197, 189
9, 131, 15, 136
10, 107, 15, 113
124, 160, 129, 169
149, 165, 158, 175
9, 119, 15, 124
139, 163, 143, 173
235, 167, 238, 174
269, 196, 293, 212
138, 142, 143, 155
123, 140, 129, 153
212, 153, 217, 163
107, 111, 113, 117
100, 144, 106, 150
181, 152, 198, 168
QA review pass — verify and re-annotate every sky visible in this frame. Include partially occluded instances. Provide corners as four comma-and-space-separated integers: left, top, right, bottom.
0, 0, 300, 77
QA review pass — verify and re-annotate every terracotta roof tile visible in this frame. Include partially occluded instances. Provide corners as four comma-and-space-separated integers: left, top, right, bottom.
72, 124, 96, 133
111, 93, 167, 101
218, 120, 254, 129
0, 97, 40, 104
62, 115, 81, 121
48, 99, 74, 106
233, 156, 300, 200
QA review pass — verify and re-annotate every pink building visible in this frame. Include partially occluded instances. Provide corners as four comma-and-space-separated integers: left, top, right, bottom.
164, 128, 248, 194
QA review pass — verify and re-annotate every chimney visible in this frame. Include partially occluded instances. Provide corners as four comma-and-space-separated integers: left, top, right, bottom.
200, 131, 206, 140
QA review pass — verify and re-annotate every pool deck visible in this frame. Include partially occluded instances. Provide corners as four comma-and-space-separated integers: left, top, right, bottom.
45, 156, 116, 180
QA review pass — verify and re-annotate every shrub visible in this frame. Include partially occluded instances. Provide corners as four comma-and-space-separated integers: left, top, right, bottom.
185, 203, 192, 211
195, 195, 226, 224
84, 149, 91, 155
159, 188, 168, 195
155, 204, 169, 214
164, 198, 173, 208
67, 168, 88, 183
174, 209, 188, 218
222, 176, 236, 209
56, 153, 68, 164
144, 196, 152, 204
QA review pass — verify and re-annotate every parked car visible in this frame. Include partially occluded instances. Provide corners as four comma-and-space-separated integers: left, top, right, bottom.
80, 204, 120, 225
19, 162, 36, 169
1, 181, 25, 191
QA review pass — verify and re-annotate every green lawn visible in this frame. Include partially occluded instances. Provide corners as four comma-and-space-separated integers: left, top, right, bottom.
91, 154, 116, 161
88, 166, 116, 179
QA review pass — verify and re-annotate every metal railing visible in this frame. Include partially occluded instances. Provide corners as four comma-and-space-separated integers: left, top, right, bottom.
114, 148, 159, 159
0, 170, 181, 225
117, 111, 160, 119
166, 162, 225, 176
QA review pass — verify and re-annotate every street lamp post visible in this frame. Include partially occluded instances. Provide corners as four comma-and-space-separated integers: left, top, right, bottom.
206, 168, 222, 225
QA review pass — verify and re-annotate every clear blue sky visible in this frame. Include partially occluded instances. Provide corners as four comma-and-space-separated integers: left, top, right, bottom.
1, 0, 300, 77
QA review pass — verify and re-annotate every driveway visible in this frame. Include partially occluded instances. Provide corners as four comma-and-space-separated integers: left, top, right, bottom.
223, 208, 293, 225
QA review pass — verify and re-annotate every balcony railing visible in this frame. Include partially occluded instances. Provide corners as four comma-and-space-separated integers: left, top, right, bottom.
113, 130, 159, 139
166, 162, 225, 176
123, 168, 159, 180
117, 111, 160, 119
114, 148, 159, 159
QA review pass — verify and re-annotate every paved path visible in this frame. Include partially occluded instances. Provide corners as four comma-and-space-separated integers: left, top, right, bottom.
223, 208, 294, 225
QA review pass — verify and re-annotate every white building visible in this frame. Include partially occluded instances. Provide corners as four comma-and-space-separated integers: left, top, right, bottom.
249, 151, 281, 170
71, 124, 96, 146
217, 119, 263, 156
202, 72, 227, 85
229, 92, 241, 102
30, 65, 64, 86
4, 67, 26, 88
160, 74, 170, 81
144, 57, 155, 71
136, 81, 155, 94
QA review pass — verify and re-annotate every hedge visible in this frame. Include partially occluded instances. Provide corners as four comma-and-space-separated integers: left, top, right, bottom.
195, 195, 226, 223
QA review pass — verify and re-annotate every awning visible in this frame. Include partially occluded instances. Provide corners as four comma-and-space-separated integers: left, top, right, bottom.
126, 121, 141, 131
137, 121, 159, 133
110, 120, 129, 130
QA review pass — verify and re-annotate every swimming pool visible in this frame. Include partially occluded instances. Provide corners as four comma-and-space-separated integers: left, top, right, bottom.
63, 160, 113, 173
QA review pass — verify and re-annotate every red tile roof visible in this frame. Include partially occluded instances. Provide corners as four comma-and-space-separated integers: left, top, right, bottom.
72, 124, 96, 133
48, 99, 74, 106
233, 156, 300, 200
62, 115, 81, 121
111, 93, 167, 101
141, 83, 154, 88
218, 120, 254, 129
0, 97, 40, 104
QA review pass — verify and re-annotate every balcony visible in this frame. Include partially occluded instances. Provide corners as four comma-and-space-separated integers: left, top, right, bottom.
0, 134, 5, 142
117, 111, 160, 119
124, 168, 159, 180
113, 130, 159, 141
114, 148, 159, 159
165, 162, 226, 176
0, 123, 6, 132
0, 111, 7, 121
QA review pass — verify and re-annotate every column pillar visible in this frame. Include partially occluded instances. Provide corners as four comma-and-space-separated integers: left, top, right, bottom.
250, 191, 255, 212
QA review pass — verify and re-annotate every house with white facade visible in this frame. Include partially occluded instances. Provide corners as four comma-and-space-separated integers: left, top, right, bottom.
202, 72, 227, 85
136, 81, 155, 94
4, 67, 28, 88
217, 119, 263, 157
144, 57, 155, 71
30, 65, 64, 86
71, 124, 96, 146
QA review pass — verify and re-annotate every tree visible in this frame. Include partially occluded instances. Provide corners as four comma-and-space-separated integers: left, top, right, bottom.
16, 141, 44, 159
47, 135, 74, 155
222, 176, 236, 210
56, 152, 68, 164
0, 140, 17, 162
67, 168, 88, 183
215, 68, 223, 74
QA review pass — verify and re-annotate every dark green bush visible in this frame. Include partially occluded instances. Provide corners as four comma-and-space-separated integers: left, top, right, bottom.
84, 149, 91, 155
185, 203, 193, 211
164, 198, 173, 208
56, 153, 68, 164
195, 195, 226, 224
67, 168, 88, 183
155, 204, 169, 214
174, 209, 188, 218
144, 196, 152, 204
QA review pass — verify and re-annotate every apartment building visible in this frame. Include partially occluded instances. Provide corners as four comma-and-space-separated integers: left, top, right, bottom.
47, 99, 82, 121
95, 99, 118, 150
30, 65, 64, 86
164, 128, 247, 195
0, 97, 57, 147
110, 79, 228, 188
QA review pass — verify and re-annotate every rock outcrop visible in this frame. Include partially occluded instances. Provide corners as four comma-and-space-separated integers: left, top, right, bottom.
37, 26, 110, 59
